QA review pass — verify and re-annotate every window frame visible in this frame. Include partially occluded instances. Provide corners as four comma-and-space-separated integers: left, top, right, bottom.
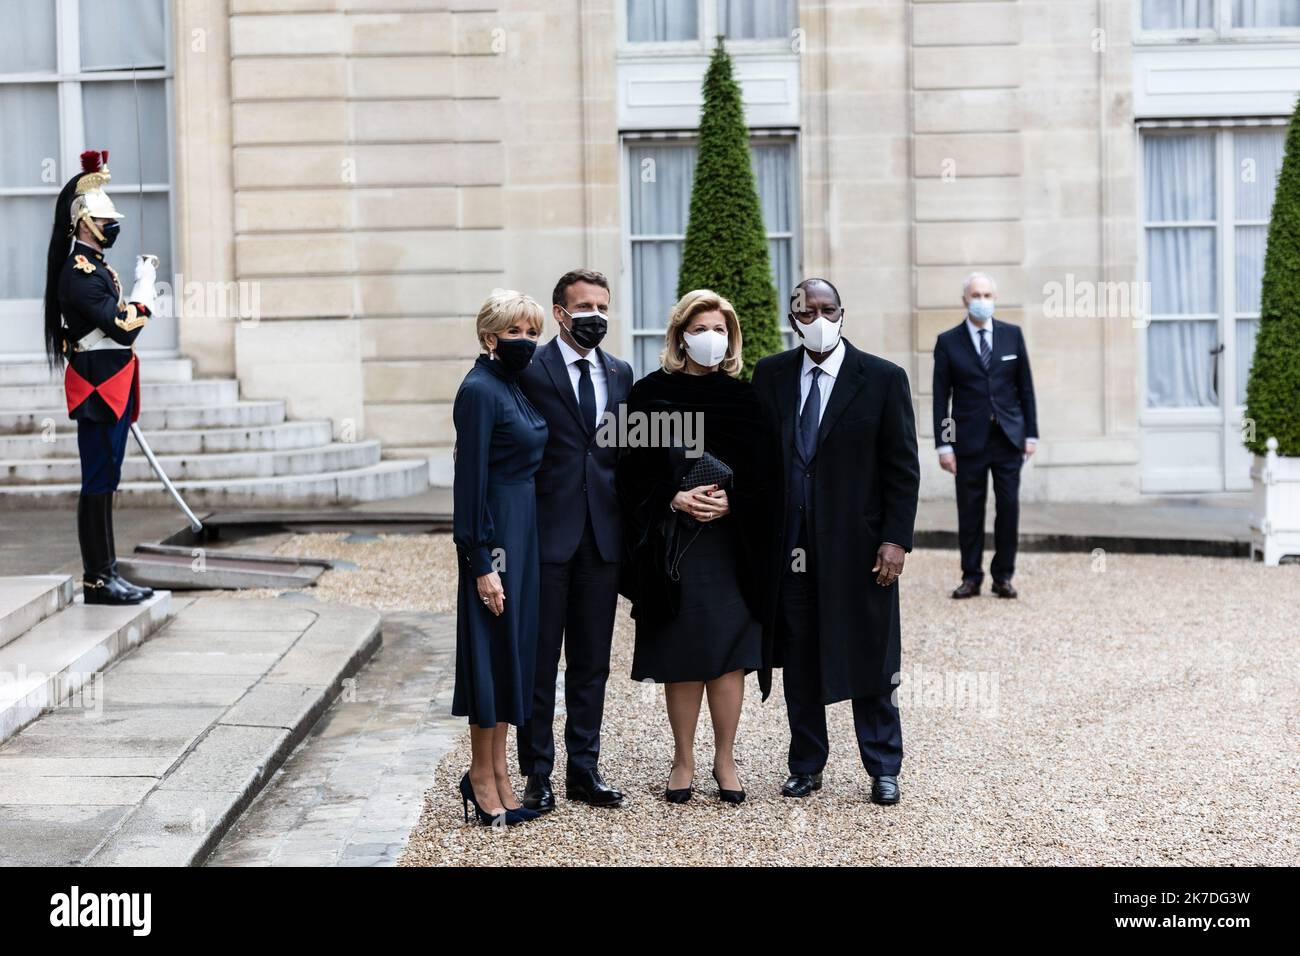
1137, 124, 1283, 420
1133, 0, 1300, 44
0, 0, 174, 348
619, 130, 802, 377
618, 0, 798, 57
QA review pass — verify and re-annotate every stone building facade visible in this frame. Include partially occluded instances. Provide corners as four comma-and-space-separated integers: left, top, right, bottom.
3, 0, 1297, 500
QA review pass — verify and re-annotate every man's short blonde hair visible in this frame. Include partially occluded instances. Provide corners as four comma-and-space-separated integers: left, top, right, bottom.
476, 289, 544, 351
660, 288, 744, 377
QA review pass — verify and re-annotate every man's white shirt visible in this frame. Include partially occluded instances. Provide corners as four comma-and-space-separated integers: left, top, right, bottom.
555, 334, 608, 421
797, 338, 846, 427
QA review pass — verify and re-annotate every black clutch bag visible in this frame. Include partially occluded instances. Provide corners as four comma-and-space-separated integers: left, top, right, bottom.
679, 451, 733, 490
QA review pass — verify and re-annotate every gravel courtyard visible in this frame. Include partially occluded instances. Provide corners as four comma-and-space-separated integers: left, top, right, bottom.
260, 532, 1298, 866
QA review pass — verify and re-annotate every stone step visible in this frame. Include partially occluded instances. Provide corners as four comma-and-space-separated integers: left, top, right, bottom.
0, 358, 194, 386
0, 458, 430, 508
0, 379, 238, 411
0, 576, 75, 652
0, 591, 171, 745
0, 596, 380, 866
0, 441, 383, 486
0, 420, 333, 459
0, 400, 287, 435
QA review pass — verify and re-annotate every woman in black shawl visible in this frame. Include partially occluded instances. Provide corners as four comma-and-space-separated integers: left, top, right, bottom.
616, 289, 775, 804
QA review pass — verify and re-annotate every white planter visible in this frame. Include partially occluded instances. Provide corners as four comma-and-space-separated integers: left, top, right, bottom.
1250, 437, 1300, 566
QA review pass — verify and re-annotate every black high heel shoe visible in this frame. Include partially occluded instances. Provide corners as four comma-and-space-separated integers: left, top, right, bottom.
664, 785, 693, 804
712, 767, 746, 804
665, 766, 693, 803
457, 775, 527, 827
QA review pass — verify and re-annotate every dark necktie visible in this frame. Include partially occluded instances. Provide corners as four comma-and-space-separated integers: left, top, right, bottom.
798, 367, 821, 462
576, 358, 597, 432
979, 328, 992, 371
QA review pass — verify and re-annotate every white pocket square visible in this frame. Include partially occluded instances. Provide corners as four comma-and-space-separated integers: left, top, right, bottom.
1001, 354, 1017, 361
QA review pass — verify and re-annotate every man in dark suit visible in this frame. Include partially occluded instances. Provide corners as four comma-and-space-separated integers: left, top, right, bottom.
516, 269, 631, 811
752, 278, 920, 806
932, 271, 1038, 599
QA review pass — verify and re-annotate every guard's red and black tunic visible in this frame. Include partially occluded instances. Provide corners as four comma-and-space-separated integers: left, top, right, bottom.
56, 241, 147, 424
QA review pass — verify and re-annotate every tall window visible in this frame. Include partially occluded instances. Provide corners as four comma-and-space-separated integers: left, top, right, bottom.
1140, 0, 1300, 32
626, 0, 795, 44
0, 0, 172, 332
626, 137, 798, 376
1142, 128, 1286, 408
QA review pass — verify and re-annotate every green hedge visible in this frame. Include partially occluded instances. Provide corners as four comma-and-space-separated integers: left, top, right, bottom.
677, 37, 783, 378
1244, 98, 1300, 457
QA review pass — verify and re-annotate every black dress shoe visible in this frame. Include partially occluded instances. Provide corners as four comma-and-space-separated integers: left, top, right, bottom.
82, 575, 146, 606
781, 772, 823, 798
951, 578, 981, 599
712, 768, 745, 804
565, 768, 624, 807
992, 579, 1018, 599
521, 773, 555, 813
871, 775, 900, 805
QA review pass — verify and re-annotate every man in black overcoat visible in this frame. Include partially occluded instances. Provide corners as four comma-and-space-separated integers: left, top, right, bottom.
752, 278, 920, 806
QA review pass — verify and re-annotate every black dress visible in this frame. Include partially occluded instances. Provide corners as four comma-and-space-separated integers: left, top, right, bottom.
451, 354, 548, 727
616, 369, 776, 695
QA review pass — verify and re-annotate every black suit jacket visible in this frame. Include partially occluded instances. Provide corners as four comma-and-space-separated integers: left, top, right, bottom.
517, 337, 631, 565
931, 319, 1038, 455
752, 339, 920, 703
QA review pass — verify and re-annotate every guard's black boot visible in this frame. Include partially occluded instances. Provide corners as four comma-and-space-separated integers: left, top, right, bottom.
103, 492, 153, 599
79, 493, 144, 606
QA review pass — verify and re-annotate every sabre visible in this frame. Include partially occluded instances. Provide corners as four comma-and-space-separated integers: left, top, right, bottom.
130, 423, 203, 533
126, 65, 200, 533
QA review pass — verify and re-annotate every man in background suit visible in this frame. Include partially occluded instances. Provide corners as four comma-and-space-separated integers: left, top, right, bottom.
753, 278, 920, 806
516, 269, 631, 811
932, 271, 1038, 599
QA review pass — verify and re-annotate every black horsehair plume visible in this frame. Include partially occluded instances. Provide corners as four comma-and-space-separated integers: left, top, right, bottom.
43, 150, 110, 368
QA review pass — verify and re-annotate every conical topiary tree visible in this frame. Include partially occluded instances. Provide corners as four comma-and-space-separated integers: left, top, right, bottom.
1244, 98, 1300, 457
677, 36, 782, 378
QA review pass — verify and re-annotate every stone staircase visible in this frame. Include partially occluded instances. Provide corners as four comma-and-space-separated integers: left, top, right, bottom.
0, 359, 430, 507
0, 575, 170, 745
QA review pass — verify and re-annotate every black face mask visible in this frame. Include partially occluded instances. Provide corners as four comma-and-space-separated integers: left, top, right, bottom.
99, 221, 121, 248
561, 308, 608, 350
493, 337, 537, 375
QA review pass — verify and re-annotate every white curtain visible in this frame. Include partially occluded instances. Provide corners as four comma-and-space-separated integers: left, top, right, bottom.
1142, 0, 1214, 28
1236, 320, 1259, 405
1148, 321, 1219, 407
0, 0, 57, 71
80, 0, 167, 70
719, 0, 793, 39
82, 80, 170, 184
0, 197, 54, 299
752, 142, 794, 305
0, 85, 59, 188
627, 0, 698, 42
1235, 0, 1300, 26
1144, 135, 1220, 407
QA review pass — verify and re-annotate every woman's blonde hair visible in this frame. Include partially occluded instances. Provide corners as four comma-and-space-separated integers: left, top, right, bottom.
660, 288, 744, 377
476, 289, 545, 352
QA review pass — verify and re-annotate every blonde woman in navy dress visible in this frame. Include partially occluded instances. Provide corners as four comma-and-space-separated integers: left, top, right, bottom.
452, 290, 548, 826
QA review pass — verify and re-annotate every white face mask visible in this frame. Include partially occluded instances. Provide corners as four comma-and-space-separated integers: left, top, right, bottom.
796, 315, 842, 353
682, 329, 729, 368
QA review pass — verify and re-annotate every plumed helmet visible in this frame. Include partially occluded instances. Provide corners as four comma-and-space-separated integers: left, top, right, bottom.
68, 150, 124, 237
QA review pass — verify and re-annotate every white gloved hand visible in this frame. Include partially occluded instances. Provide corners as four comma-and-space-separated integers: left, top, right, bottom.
129, 254, 159, 311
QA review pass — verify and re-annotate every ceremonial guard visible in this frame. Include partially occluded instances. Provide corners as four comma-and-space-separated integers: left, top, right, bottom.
42, 150, 159, 606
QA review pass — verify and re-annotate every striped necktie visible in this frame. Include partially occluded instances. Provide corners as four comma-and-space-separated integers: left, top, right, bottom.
978, 328, 992, 371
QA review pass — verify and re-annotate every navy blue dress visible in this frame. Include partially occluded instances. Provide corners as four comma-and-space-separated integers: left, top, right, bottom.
452, 354, 548, 727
